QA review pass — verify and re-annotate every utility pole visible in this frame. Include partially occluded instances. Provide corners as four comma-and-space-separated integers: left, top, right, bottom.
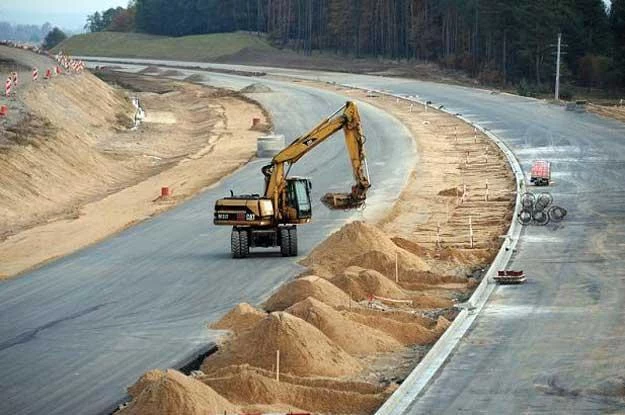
555, 33, 562, 101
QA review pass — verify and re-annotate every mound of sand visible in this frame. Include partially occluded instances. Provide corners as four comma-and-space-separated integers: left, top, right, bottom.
331, 266, 408, 301
210, 303, 266, 332
202, 365, 387, 414
300, 221, 429, 278
345, 311, 439, 345
240, 83, 272, 93
201, 312, 362, 378
286, 297, 402, 354
264, 275, 351, 312
347, 249, 442, 285
120, 369, 238, 415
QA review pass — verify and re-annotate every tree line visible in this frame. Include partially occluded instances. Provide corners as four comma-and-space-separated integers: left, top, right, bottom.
86, 0, 625, 91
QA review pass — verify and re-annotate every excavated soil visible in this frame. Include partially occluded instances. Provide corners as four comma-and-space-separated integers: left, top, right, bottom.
263, 275, 351, 312
201, 312, 362, 378
331, 266, 408, 301
300, 221, 430, 279
286, 297, 402, 355
118, 369, 238, 415
202, 365, 388, 414
210, 303, 267, 332
345, 311, 440, 345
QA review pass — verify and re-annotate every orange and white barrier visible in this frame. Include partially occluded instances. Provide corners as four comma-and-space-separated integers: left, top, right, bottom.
32, 68, 38, 81
11, 72, 18, 87
55, 66, 62, 75
5, 78, 11, 97
44, 68, 51, 80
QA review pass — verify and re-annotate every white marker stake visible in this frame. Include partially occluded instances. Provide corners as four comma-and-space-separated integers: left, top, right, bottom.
276, 350, 280, 383
485, 180, 489, 202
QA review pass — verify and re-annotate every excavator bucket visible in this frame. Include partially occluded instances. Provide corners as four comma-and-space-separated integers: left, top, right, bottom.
321, 192, 365, 210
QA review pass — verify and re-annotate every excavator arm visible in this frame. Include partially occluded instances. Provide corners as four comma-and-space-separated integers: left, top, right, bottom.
262, 101, 371, 215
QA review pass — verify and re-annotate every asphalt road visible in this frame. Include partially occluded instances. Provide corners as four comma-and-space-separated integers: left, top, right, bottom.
86, 59, 625, 413
0, 66, 415, 414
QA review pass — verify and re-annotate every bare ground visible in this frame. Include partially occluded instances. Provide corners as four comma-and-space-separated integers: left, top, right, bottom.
0, 68, 269, 279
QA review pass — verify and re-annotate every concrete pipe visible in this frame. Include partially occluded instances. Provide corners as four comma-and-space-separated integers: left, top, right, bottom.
257, 134, 286, 158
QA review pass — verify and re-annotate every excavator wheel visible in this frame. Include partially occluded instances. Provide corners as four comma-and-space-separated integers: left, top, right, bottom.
231, 228, 249, 258
280, 227, 290, 257
279, 226, 298, 257
288, 227, 298, 256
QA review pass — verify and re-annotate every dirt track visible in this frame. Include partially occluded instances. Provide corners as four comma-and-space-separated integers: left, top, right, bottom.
0, 61, 269, 278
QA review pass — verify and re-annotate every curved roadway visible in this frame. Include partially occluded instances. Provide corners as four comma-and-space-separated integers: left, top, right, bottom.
4, 56, 625, 414
0, 68, 415, 414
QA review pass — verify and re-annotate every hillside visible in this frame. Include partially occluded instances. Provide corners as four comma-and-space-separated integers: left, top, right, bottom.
53, 31, 275, 61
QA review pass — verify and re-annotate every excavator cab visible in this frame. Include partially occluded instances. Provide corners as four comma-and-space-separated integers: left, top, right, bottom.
284, 177, 312, 222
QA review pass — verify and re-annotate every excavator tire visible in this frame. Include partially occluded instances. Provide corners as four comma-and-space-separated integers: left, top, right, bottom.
288, 227, 298, 256
231, 229, 249, 258
280, 228, 290, 257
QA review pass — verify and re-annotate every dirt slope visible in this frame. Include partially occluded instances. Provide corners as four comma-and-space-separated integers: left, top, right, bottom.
300, 221, 430, 278
0, 54, 268, 279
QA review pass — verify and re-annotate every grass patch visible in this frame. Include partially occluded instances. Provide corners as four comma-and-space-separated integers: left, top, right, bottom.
53, 31, 275, 62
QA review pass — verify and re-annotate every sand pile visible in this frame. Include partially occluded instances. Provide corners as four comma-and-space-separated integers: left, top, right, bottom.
202, 365, 387, 414
347, 250, 442, 285
240, 83, 272, 93
300, 221, 429, 279
346, 311, 439, 345
331, 266, 409, 301
119, 369, 238, 415
345, 307, 437, 327
264, 275, 351, 312
286, 297, 402, 354
201, 312, 362, 377
210, 303, 266, 332
391, 237, 430, 258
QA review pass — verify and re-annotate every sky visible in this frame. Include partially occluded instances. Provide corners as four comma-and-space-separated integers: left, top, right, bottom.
1, 0, 129, 31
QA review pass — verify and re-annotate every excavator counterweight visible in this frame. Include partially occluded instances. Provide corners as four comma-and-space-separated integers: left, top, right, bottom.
213, 101, 371, 258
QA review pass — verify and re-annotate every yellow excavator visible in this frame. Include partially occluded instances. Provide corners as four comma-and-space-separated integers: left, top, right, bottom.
213, 101, 371, 258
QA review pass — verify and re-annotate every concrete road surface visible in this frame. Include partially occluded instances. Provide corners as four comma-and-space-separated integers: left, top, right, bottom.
0, 68, 415, 414
87, 58, 625, 413
4, 55, 625, 414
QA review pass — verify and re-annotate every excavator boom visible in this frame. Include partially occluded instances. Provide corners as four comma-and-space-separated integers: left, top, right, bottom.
213, 101, 372, 258
263, 101, 371, 211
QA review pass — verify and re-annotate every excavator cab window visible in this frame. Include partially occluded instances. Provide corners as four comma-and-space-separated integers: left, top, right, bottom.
286, 178, 312, 219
